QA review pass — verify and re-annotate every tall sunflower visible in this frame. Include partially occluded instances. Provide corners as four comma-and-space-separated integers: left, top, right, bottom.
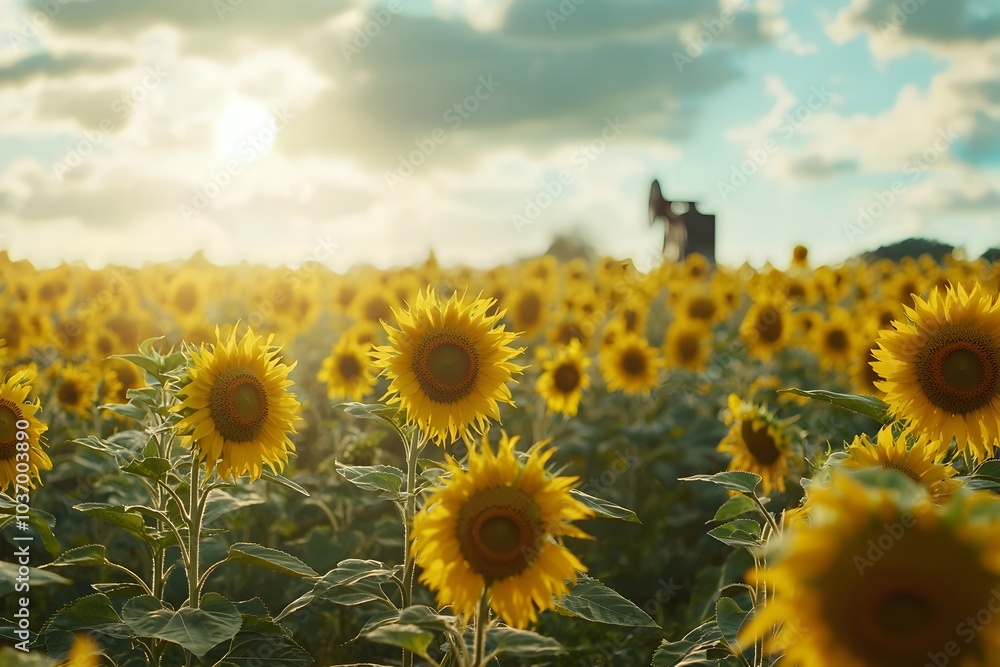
412, 432, 593, 628
0, 371, 50, 491
812, 308, 855, 371
536, 340, 591, 416
372, 289, 524, 445
317, 335, 376, 402
598, 333, 661, 396
873, 283, 1000, 461
172, 328, 301, 480
743, 472, 1000, 667
840, 427, 959, 503
718, 394, 794, 494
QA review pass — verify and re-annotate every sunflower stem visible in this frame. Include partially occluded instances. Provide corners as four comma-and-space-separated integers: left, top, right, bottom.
400, 427, 422, 667
472, 592, 489, 667
187, 454, 202, 609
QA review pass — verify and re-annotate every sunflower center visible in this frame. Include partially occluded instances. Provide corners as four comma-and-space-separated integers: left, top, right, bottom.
364, 297, 392, 323
915, 325, 999, 414
688, 297, 716, 321
58, 381, 81, 407
516, 292, 542, 328
553, 362, 581, 394
825, 329, 849, 352
874, 589, 935, 637
621, 349, 648, 377
413, 332, 480, 404
0, 402, 23, 461
756, 307, 783, 343
677, 333, 700, 362
457, 486, 543, 581
337, 354, 362, 380
740, 421, 780, 465
556, 323, 585, 346
209, 367, 269, 442
881, 463, 923, 484
623, 310, 638, 331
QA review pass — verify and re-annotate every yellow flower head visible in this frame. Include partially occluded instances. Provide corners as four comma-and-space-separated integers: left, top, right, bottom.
412, 431, 593, 628
0, 371, 50, 492
173, 328, 301, 480
372, 289, 524, 445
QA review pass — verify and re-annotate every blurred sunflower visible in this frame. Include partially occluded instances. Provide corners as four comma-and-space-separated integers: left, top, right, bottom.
873, 284, 1000, 461
740, 297, 790, 360
536, 340, 591, 416
662, 320, 710, 371
0, 371, 50, 492
372, 289, 523, 444
599, 333, 661, 395
65, 633, 101, 667
743, 472, 1000, 667
507, 281, 548, 337
173, 328, 301, 480
840, 428, 959, 503
49, 363, 99, 418
317, 335, 376, 402
812, 308, 856, 371
101, 358, 146, 405
718, 394, 793, 494
412, 432, 593, 628
351, 285, 399, 328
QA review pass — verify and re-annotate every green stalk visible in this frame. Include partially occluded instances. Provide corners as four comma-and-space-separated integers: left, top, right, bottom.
472, 592, 489, 667
187, 453, 203, 609
400, 428, 421, 667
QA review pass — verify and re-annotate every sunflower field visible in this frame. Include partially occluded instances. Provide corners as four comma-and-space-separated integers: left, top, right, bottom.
4, 247, 1000, 667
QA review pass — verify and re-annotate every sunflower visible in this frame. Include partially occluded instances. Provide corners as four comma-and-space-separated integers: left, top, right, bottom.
840, 427, 959, 503
507, 281, 548, 338
873, 284, 1000, 462
718, 394, 793, 494
101, 358, 146, 405
49, 363, 99, 418
172, 328, 301, 480
412, 432, 593, 628
599, 333, 661, 395
317, 335, 376, 402
851, 340, 884, 397
351, 285, 399, 328
662, 320, 711, 371
536, 340, 591, 416
812, 308, 856, 371
739, 297, 791, 360
743, 472, 1000, 667
0, 371, 50, 492
372, 289, 524, 445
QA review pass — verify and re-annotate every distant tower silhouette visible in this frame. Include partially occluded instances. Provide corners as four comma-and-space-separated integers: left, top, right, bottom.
648, 179, 716, 264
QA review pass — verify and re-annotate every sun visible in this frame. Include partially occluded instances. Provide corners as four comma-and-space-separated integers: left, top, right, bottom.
214, 96, 276, 163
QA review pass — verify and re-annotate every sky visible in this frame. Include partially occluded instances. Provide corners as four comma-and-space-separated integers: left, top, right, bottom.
0, 0, 997, 272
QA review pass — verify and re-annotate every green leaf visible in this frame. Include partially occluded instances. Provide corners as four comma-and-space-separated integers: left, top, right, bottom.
74, 503, 152, 544
122, 593, 242, 657
569, 489, 640, 523
0, 496, 62, 556
336, 463, 405, 500
972, 460, 1000, 481
43, 593, 134, 658
0, 561, 70, 596
92, 582, 148, 597
111, 353, 162, 376
716, 597, 752, 657
276, 559, 397, 620
219, 633, 313, 666
201, 489, 265, 526
712, 495, 759, 522
556, 575, 658, 627
45, 544, 107, 568
100, 402, 148, 421
338, 402, 401, 423
779, 388, 891, 423
707, 519, 762, 549
681, 471, 762, 496
486, 627, 566, 657
364, 624, 433, 658
259, 469, 310, 497
122, 457, 172, 481
225, 543, 318, 579
651, 618, 724, 667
